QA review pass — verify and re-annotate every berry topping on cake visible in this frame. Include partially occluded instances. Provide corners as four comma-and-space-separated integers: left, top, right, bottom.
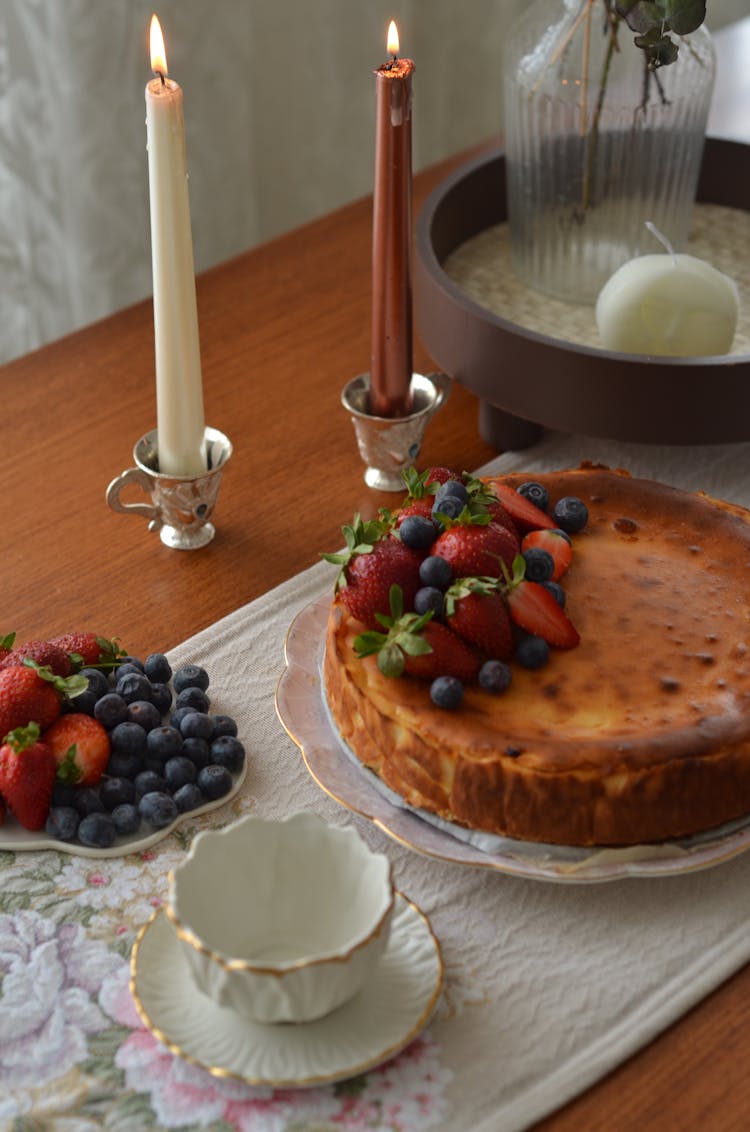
444, 577, 513, 660
552, 495, 590, 533
432, 516, 520, 577
484, 479, 557, 532
323, 515, 423, 630
503, 556, 580, 649
325, 466, 587, 710
521, 529, 573, 580
353, 586, 480, 683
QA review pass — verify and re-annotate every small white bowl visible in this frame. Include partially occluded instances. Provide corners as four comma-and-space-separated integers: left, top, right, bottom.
166, 812, 394, 1023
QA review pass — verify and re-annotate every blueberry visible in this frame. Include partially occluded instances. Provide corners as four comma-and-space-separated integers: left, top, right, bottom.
432, 494, 463, 522
430, 675, 464, 710
115, 662, 145, 682
210, 736, 245, 773
112, 803, 141, 836
94, 693, 129, 730
99, 776, 136, 810
197, 765, 233, 800
179, 711, 215, 741
71, 690, 98, 716
549, 526, 572, 545
176, 687, 210, 713
181, 737, 212, 769
211, 714, 238, 738
173, 664, 209, 694
478, 659, 513, 694
126, 700, 162, 732
147, 726, 183, 762
414, 586, 444, 618
398, 514, 438, 550
149, 683, 173, 715
120, 655, 145, 671
164, 755, 198, 791
78, 812, 117, 849
116, 672, 153, 705
170, 706, 196, 731
80, 668, 111, 699
135, 769, 167, 799
111, 721, 148, 758
138, 791, 179, 828
144, 653, 172, 684
173, 783, 205, 813
435, 480, 469, 506
542, 580, 566, 608
521, 547, 555, 583
105, 750, 145, 780
515, 635, 550, 670
552, 496, 589, 534
73, 787, 106, 817
517, 481, 550, 512
45, 806, 80, 841
419, 555, 453, 589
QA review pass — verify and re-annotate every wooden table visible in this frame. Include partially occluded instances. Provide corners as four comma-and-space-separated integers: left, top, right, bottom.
4, 20, 749, 1132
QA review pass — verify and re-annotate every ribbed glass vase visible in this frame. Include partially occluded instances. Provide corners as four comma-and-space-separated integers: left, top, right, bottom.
503, 0, 715, 304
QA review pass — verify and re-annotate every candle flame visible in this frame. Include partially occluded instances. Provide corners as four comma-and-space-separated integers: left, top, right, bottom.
387, 20, 399, 57
150, 14, 168, 77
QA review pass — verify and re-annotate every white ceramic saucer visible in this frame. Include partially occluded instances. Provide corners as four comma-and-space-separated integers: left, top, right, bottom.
130, 891, 443, 1088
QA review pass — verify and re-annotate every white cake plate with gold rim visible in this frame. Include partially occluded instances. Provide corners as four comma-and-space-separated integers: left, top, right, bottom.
275, 595, 750, 884
130, 892, 443, 1088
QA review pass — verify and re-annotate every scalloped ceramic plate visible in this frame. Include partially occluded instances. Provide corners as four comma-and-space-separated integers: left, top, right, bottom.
130, 892, 443, 1088
275, 595, 750, 884
0, 753, 246, 859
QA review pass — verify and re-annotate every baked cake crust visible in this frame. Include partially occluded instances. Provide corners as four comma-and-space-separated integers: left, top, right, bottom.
323, 467, 750, 846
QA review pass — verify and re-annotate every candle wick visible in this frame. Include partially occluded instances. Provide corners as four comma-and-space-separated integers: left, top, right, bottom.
156, 70, 166, 87
645, 219, 677, 267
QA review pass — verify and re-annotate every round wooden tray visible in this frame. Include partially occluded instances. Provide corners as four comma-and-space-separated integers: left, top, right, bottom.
415, 137, 750, 449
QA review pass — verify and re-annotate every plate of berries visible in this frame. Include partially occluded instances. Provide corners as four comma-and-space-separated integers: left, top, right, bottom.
0, 632, 246, 857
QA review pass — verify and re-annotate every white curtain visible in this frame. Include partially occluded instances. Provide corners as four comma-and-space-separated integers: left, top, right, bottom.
0, 0, 743, 364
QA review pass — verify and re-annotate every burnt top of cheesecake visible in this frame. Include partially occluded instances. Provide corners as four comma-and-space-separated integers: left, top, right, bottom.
338, 467, 750, 775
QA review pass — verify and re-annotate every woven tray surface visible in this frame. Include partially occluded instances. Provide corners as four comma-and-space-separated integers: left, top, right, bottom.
444, 203, 749, 355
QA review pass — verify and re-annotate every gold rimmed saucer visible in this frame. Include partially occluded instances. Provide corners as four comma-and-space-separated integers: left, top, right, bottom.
129, 891, 443, 1089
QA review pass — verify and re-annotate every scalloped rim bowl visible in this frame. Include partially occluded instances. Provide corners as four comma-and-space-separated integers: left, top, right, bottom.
167, 812, 395, 1023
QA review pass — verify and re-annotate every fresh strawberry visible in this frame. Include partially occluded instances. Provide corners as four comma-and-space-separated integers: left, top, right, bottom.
49, 632, 124, 670
521, 529, 573, 580
0, 723, 56, 830
0, 640, 73, 677
44, 713, 111, 786
323, 514, 422, 629
425, 466, 462, 487
432, 517, 519, 578
502, 557, 579, 648
403, 621, 481, 682
394, 496, 435, 524
444, 578, 513, 660
354, 587, 480, 682
461, 475, 519, 536
484, 480, 556, 533
0, 664, 86, 737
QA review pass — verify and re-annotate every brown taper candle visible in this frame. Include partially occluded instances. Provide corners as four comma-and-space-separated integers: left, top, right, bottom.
370, 23, 415, 418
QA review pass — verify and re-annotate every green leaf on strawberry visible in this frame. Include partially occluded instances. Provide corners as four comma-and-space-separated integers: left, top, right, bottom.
354, 585, 434, 677
22, 660, 89, 700
321, 513, 393, 589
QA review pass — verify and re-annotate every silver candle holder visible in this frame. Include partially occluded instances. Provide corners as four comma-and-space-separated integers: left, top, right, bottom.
106, 427, 232, 550
341, 371, 451, 491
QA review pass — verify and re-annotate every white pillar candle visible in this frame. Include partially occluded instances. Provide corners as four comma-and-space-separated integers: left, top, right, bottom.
595, 224, 739, 358
146, 14, 206, 476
